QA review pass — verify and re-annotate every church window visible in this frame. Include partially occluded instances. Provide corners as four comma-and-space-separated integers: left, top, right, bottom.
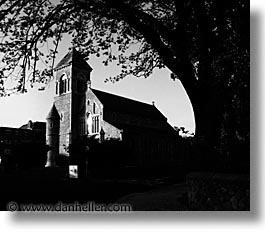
92, 115, 99, 133
59, 74, 68, 94
93, 102, 96, 114
87, 100, 90, 106
61, 81, 63, 93
59, 81, 63, 94
64, 79, 67, 93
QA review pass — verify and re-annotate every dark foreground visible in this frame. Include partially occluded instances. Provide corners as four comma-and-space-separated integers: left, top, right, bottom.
0, 174, 189, 211
0, 171, 249, 211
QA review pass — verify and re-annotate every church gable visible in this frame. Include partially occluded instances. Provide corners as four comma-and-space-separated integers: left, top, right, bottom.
85, 88, 122, 140
85, 88, 104, 136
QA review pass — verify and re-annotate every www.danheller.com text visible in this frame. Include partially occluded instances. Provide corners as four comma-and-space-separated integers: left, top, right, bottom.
6, 201, 132, 212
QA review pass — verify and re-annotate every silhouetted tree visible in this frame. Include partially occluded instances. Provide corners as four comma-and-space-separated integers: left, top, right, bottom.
0, 0, 249, 171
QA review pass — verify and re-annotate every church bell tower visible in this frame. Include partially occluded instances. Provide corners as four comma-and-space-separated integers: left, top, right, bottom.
53, 48, 92, 156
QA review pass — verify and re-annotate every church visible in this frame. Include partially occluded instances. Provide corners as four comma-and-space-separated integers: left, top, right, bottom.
45, 48, 182, 175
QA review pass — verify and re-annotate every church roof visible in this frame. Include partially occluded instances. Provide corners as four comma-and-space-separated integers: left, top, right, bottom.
54, 48, 92, 71
91, 88, 167, 121
46, 104, 60, 120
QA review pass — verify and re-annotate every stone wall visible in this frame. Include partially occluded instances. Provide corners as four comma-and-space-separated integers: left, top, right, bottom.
186, 172, 250, 210
54, 93, 71, 156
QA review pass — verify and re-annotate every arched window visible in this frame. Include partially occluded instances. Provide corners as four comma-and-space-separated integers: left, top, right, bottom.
63, 78, 67, 93
93, 102, 96, 114
59, 74, 68, 94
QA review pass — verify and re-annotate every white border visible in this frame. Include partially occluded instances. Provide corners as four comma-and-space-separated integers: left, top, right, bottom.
0, 1, 262, 232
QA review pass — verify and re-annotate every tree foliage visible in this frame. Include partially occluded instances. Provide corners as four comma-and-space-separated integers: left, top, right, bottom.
0, 0, 248, 92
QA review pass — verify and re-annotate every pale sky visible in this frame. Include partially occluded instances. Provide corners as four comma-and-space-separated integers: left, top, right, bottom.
0, 38, 195, 133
